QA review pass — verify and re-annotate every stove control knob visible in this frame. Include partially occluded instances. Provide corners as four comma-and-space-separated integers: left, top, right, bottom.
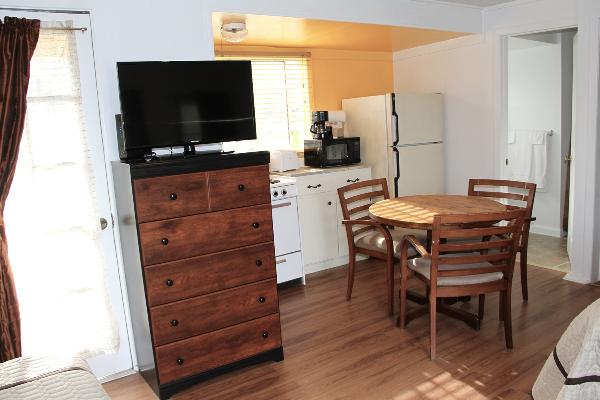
282, 189, 287, 196
273, 191, 279, 197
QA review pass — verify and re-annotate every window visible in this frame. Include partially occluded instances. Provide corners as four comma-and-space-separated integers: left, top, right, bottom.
219, 55, 313, 152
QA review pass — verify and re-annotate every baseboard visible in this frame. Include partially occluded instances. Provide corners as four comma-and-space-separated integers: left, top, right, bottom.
98, 368, 136, 384
563, 272, 594, 284
530, 225, 563, 237
304, 255, 367, 274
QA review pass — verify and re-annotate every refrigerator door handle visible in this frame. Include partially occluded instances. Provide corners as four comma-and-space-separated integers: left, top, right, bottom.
392, 146, 400, 198
391, 93, 399, 146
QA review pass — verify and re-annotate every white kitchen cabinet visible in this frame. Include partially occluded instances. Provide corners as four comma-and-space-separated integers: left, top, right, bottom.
294, 166, 372, 273
297, 191, 339, 265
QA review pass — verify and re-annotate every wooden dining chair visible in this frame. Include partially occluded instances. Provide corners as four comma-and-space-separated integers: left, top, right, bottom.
468, 179, 537, 301
338, 178, 425, 316
398, 209, 525, 359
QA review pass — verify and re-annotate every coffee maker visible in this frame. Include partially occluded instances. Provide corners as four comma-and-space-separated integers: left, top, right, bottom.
310, 111, 333, 140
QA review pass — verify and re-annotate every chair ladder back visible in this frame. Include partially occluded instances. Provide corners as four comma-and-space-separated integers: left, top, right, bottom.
429, 210, 525, 284
337, 178, 389, 239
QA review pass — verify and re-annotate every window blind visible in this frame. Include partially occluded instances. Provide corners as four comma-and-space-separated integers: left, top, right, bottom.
218, 55, 313, 152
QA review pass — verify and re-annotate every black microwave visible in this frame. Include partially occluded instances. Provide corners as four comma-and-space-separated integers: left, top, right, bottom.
304, 137, 360, 168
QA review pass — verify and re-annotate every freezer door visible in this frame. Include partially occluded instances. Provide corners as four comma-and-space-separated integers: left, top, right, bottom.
388, 143, 445, 197
394, 93, 444, 146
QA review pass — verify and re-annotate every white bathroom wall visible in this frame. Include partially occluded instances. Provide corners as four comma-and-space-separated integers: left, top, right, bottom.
507, 34, 563, 237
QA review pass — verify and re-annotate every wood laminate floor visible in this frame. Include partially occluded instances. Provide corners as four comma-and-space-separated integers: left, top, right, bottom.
104, 260, 600, 400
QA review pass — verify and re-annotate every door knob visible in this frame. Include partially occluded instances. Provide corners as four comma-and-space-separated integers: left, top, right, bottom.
100, 218, 108, 230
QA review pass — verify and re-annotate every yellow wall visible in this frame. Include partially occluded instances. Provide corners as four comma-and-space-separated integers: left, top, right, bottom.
216, 45, 393, 111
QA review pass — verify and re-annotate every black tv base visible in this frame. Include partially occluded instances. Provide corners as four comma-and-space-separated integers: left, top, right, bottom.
125, 150, 270, 179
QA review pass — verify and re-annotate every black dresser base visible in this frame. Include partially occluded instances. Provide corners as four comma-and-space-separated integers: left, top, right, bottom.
153, 346, 284, 400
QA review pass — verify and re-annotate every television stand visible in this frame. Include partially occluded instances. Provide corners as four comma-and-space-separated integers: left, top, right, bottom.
183, 143, 196, 156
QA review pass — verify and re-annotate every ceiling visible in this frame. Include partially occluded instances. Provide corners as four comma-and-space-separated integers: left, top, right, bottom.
212, 13, 468, 53
429, 0, 517, 7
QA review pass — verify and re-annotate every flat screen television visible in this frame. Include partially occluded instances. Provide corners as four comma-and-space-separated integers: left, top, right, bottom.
116, 60, 256, 160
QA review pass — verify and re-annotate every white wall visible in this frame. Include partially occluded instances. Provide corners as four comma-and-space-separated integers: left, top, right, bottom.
394, 35, 494, 194
507, 35, 562, 237
393, 0, 600, 283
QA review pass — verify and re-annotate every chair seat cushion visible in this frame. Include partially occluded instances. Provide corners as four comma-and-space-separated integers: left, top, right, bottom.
408, 254, 503, 286
355, 228, 426, 257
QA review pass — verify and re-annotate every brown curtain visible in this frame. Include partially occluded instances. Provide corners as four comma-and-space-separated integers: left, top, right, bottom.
0, 16, 40, 362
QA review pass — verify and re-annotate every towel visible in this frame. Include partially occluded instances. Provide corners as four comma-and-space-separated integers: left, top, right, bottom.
507, 129, 550, 189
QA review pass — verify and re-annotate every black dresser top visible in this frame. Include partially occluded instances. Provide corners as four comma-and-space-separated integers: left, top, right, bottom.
125, 151, 270, 179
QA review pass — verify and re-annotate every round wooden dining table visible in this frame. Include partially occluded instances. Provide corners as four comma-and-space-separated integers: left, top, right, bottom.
368, 194, 508, 330
368, 194, 507, 231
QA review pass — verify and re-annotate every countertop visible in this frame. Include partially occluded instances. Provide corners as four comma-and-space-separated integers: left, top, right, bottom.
271, 164, 369, 178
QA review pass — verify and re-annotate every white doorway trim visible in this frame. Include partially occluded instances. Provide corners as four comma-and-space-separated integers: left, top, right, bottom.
493, 16, 600, 284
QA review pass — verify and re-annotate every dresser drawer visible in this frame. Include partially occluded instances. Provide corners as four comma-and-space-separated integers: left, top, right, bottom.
155, 313, 281, 384
133, 172, 209, 223
144, 243, 275, 307
139, 204, 274, 265
150, 279, 278, 346
208, 165, 270, 211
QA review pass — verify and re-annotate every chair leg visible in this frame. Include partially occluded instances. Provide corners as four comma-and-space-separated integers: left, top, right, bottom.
346, 250, 356, 301
503, 288, 513, 349
429, 291, 437, 360
478, 294, 485, 321
520, 250, 529, 302
386, 253, 394, 316
398, 259, 408, 328
499, 291, 505, 321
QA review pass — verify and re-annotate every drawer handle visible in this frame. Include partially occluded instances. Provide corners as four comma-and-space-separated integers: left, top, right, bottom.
347, 178, 360, 183
258, 296, 266, 303
272, 202, 292, 209
252, 222, 260, 229
276, 259, 286, 264
238, 184, 245, 192
327, 201, 332, 206
169, 193, 178, 200
176, 358, 184, 365
255, 259, 263, 267
161, 238, 169, 246
261, 331, 269, 339
307, 184, 321, 189
171, 319, 179, 327
165, 279, 174, 287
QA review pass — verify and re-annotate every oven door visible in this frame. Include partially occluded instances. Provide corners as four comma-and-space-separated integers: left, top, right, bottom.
271, 197, 301, 256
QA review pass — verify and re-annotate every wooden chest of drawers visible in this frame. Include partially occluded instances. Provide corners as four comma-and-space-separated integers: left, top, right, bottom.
113, 153, 283, 400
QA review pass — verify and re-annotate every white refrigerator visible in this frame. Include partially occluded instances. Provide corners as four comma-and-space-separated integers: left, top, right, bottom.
342, 93, 444, 197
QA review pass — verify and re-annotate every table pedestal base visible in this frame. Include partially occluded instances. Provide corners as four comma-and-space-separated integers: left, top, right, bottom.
401, 290, 481, 331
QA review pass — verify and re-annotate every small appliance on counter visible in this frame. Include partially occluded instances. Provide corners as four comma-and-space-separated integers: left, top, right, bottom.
304, 137, 361, 168
270, 149, 299, 172
305, 109, 359, 168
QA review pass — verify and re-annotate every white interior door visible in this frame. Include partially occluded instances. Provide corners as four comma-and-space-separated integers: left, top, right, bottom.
2, 10, 132, 379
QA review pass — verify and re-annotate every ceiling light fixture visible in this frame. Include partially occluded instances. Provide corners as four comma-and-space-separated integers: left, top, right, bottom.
221, 22, 248, 43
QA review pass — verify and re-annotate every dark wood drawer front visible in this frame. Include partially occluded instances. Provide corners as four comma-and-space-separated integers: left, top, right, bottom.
208, 165, 270, 211
156, 313, 281, 385
139, 204, 274, 265
150, 279, 278, 346
144, 243, 276, 307
133, 172, 209, 223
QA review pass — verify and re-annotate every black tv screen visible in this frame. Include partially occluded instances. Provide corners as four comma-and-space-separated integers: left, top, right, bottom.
117, 60, 256, 153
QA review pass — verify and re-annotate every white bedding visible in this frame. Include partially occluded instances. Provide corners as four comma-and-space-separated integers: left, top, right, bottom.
0, 355, 109, 400
533, 297, 600, 399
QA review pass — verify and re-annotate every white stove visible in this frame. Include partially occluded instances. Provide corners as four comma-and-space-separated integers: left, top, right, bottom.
269, 175, 305, 284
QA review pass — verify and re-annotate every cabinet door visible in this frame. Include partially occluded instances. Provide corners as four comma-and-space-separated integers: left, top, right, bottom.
297, 192, 339, 265
336, 168, 373, 257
